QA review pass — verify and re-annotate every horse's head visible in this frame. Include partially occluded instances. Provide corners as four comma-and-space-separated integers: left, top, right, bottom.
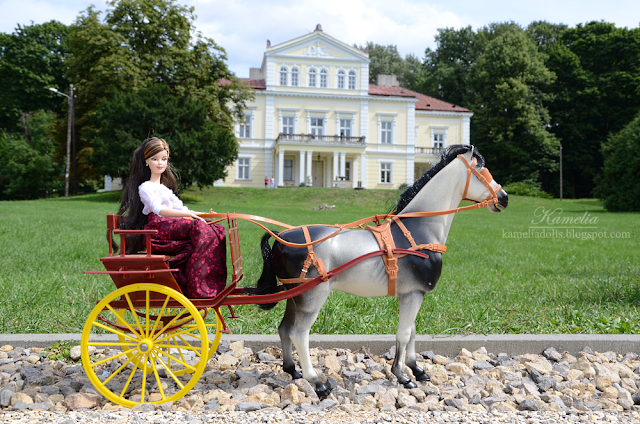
458, 148, 508, 213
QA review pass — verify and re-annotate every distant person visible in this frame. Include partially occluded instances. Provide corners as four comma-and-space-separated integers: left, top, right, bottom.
113, 137, 227, 298
265, 175, 269, 188
270, 176, 275, 188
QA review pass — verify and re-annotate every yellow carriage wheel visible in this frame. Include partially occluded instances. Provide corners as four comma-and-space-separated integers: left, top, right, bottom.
81, 284, 208, 408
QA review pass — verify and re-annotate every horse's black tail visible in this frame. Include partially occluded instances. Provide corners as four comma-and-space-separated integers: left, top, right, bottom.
255, 231, 279, 310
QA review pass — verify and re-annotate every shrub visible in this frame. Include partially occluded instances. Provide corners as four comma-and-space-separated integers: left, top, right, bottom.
502, 181, 553, 199
594, 111, 640, 211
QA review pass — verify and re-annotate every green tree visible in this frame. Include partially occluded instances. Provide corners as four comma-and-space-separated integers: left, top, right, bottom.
415, 26, 478, 106
594, 111, 640, 211
66, 0, 252, 184
91, 84, 237, 188
0, 111, 62, 200
546, 22, 640, 198
0, 21, 69, 133
355, 42, 421, 89
468, 28, 559, 185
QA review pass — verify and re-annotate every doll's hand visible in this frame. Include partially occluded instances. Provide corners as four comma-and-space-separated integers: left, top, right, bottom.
190, 212, 206, 222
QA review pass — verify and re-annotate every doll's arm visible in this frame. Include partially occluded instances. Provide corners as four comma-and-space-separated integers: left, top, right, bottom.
158, 208, 206, 222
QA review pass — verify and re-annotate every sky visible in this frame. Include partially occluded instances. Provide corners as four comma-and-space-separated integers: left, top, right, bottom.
2, 0, 640, 77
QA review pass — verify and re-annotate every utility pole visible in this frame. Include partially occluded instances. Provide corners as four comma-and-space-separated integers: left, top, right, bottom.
559, 145, 563, 201
49, 85, 74, 197
70, 85, 77, 195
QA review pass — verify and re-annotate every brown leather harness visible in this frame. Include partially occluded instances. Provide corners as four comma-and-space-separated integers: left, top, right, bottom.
201, 154, 501, 297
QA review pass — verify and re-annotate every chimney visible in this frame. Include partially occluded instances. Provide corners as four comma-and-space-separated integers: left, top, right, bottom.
315, 24, 323, 32
250, 68, 263, 80
376, 75, 399, 87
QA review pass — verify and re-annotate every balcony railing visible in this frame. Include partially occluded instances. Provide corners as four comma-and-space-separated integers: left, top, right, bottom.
276, 133, 366, 146
415, 147, 444, 156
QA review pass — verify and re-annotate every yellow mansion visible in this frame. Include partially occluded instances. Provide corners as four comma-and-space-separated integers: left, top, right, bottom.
218, 25, 472, 189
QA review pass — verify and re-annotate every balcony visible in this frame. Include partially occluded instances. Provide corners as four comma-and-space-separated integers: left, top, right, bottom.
276, 133, 366, 146
415, 147, 444, 156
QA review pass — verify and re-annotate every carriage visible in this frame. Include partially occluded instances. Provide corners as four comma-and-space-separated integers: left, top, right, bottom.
81, 146, 508, 408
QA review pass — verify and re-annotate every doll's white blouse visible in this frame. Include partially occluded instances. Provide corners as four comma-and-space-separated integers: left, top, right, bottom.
139, 181, 191, 216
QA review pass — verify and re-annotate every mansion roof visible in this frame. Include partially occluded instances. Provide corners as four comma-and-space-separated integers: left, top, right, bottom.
234, 78, 471, 113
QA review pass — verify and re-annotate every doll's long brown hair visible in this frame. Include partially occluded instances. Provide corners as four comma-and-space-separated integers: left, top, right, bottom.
113, 137, 179, 254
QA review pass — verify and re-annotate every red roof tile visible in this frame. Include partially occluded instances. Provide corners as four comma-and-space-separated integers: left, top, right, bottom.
240, 78, 266, 90
368, 84, 471, 113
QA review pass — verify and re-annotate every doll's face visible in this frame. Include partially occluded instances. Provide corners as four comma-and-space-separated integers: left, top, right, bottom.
146, 151, 169, 175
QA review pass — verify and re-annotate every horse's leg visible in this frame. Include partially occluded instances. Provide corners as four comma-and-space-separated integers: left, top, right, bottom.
406, 321, 430, 382
279, 298, 302, 379
288, 287, 332, 398
392, 291, 425, 388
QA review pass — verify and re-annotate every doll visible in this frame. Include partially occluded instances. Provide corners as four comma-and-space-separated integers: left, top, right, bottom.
114, 137, 226, 298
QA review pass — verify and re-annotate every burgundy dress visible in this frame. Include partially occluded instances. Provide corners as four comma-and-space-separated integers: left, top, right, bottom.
138, 182, 226, 298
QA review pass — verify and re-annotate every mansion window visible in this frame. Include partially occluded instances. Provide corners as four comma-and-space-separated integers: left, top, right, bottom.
284, 159, 294, 182
310, 117, 324, 136
380, 162, 392, 184
339, 119, 352, 137
291, 67, 299, 86
348, 70, 356, 89
308, 68, 317, 87
320, 69, 328, 88
345, 161, 351, 181
380, 121, 393, 144
337, 69, 345, 89
237, 158, 250, 180
239, 115, 251, 138
279, 66, 288, 86
282, 116, 295, 134
433, 132, 445, 149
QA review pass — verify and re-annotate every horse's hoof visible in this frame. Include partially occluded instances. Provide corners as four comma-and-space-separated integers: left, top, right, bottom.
315, 386, 331, 399
414, 371, 430, 382
403, 380, 417, 389
284, 368, 303, 380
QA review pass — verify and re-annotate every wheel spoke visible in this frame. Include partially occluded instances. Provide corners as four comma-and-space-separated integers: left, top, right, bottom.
141, 352, 148, 403
155, 325, 203, 344
85, 341, 137, 348
92, 321, 138, 341
149, 295, 171, 337
156, 351, 197, 373
149, 351, 166, 400
90, 347, 137, 368
155, 354, 185, 389
102, 353, 137, 386
106, 304, 140, 338
145, 290, 150, 338
119, 354, 141, 398
177, 334, 201, 358
125, 293, 146, 338
152, 308, 188, 341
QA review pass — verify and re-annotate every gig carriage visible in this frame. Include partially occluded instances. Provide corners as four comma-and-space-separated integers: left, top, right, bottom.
82, 147, 508, 408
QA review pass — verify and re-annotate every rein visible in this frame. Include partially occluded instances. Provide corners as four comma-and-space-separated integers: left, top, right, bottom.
200, 155, 501, 248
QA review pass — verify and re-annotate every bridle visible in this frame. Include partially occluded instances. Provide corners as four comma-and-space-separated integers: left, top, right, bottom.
458, 154, 502, 205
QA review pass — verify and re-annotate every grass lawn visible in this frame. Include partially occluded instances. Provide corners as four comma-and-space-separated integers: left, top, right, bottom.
0, 186, 638, 335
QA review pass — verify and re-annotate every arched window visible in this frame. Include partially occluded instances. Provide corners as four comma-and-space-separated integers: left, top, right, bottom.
320, 68, 328, 88
348, 70, 357, 90
291, 67, 299, 86
308, 68, 317, 87
337, 69, 345, 89
279, 66, 288, 86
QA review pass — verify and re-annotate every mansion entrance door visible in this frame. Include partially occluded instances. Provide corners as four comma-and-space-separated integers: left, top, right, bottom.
312, 160, 324, 187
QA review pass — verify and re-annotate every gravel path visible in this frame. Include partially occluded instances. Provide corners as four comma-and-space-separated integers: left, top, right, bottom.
2, 341, 640, 423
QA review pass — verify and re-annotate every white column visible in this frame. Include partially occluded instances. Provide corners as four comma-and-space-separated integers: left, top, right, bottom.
299, 150, 305, 185
333, 152, 339, 182
277, 150, 284, 187
406, 103, 416, 185
462, 115, 471, 145
339, 152, 346, 178
353, 156, 359, 188
360, 152, 367, 188
335, 112, 341, 135
306, 150, 313, 186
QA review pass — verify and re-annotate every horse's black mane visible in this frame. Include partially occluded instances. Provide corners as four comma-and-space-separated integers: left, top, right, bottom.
394, 145, 485, 213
